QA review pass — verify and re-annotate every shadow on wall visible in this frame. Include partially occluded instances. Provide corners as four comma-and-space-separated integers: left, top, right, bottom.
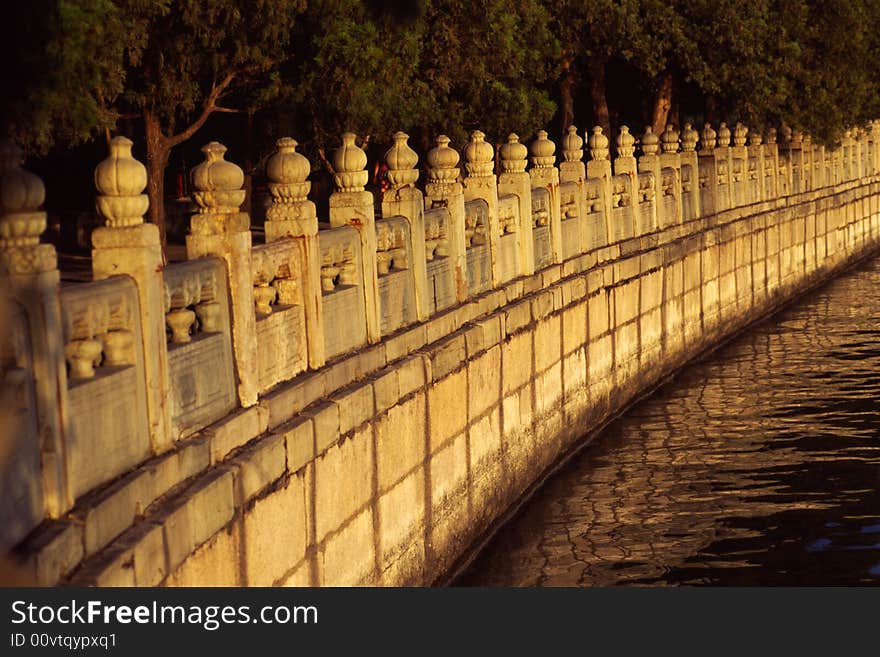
0, 296, 37, 585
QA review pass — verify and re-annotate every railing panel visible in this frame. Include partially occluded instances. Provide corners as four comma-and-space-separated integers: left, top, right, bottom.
319, 226, 368, 359
699, 160, 716, 217
732, 156, 748, 206
376, 216, 417, 335
465, 199, 491, 295
681, 163, 698, 221
636, 172, 657, 235
424, 208, 455, 314
585, 179, 609, 250
164, 258, 236, 438
61, 276, 150, 499
252, 240, 308, 393
497, 194, 520, 283
531, 188, 553, 270
611, 174, 635, 242
559, 181, 580, 259
660, 168, 678, 227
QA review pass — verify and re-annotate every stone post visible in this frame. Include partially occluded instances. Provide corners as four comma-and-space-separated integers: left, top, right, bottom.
790, 130, 805, 192
264, 137, 325, 368
714, 122, 733, 209
747, 131, 766, 201
529, 130, 563, 263
0, 142, 72, 516
92, 136, 172, 452
424, 135, 468, 303
871, 119, 880, 175
497, 134, 535, 275
559, 126, 588, 254
186, 141, 258, 407
659, 124, 683, 226
638, 126, 661, 230
850, 130, 862, 181
328, 132, 381, 343
731, 122, 749, 205
381, 131, 430, 321
680, 123, 702, 218
604, 125, 639, 236
802, 134, 815, 190
463, 130, 502, 285
764, 128, 781, 196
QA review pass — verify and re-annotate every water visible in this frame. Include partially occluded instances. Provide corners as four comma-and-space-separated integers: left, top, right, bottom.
459, 255, 880, 586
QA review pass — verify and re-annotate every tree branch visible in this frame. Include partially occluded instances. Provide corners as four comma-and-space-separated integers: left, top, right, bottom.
166, 71, 237, 147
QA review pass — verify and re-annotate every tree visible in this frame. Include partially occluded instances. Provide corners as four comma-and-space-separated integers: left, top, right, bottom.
283, 0, 559, 162
5, 0, 306, 246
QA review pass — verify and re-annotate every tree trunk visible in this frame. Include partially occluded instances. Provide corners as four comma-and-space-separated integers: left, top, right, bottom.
243, 110, 255, 217
559, 55, 575, 133
651, 71, 674, 135
144, 110, 171, 250
705, 95, 718, 126
588, 60, 610, 137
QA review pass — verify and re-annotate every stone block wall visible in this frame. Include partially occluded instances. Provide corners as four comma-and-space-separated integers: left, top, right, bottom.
3, 125, 880, 586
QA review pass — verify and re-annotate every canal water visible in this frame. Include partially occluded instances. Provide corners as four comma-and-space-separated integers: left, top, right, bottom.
459, 254, 880, 586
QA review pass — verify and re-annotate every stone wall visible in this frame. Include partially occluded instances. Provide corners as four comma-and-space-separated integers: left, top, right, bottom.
2, 123, 880, 586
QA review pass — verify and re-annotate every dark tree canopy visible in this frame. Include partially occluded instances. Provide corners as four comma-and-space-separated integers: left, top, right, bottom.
4, 0, 880, 244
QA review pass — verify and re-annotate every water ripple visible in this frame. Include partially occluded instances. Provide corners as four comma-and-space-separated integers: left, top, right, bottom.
459, 256, 880, 586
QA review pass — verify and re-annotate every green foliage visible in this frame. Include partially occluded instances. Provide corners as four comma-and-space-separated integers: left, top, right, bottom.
6, 0, 880, 158
283, 0, 559, 155
5, 0, 149, 151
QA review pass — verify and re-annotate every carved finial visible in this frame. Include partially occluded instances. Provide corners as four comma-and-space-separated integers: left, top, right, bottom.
717, 122, 731, 147
733, 122, 748, 147
562, 125, 584, 162
465, 130, 494, 177
616, 125, 635, 158
530, 130, 556, 168
94, 136, 148, 228
681, 123, 699, 152
331, 132, 369, 192
499, 133, 528, 173
0, 141, 46, 249
641, 126, 659, 156
702, 123, 717, 150
779, 124, 792, 145
660, 124, 680, 154
191, 141, 245, 214
266, 137, 311, 209
384, 132, 419, 188
766, 128, 777, 145
587, 126, 609, 161
426, 135, 460, 183
748, 131, 763, 147
790, 130, 803, 147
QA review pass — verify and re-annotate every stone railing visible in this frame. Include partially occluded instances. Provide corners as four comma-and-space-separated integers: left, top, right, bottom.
2, 118, 880, 585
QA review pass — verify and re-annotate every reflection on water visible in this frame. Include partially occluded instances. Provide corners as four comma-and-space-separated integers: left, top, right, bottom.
459, 256, 880, 586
